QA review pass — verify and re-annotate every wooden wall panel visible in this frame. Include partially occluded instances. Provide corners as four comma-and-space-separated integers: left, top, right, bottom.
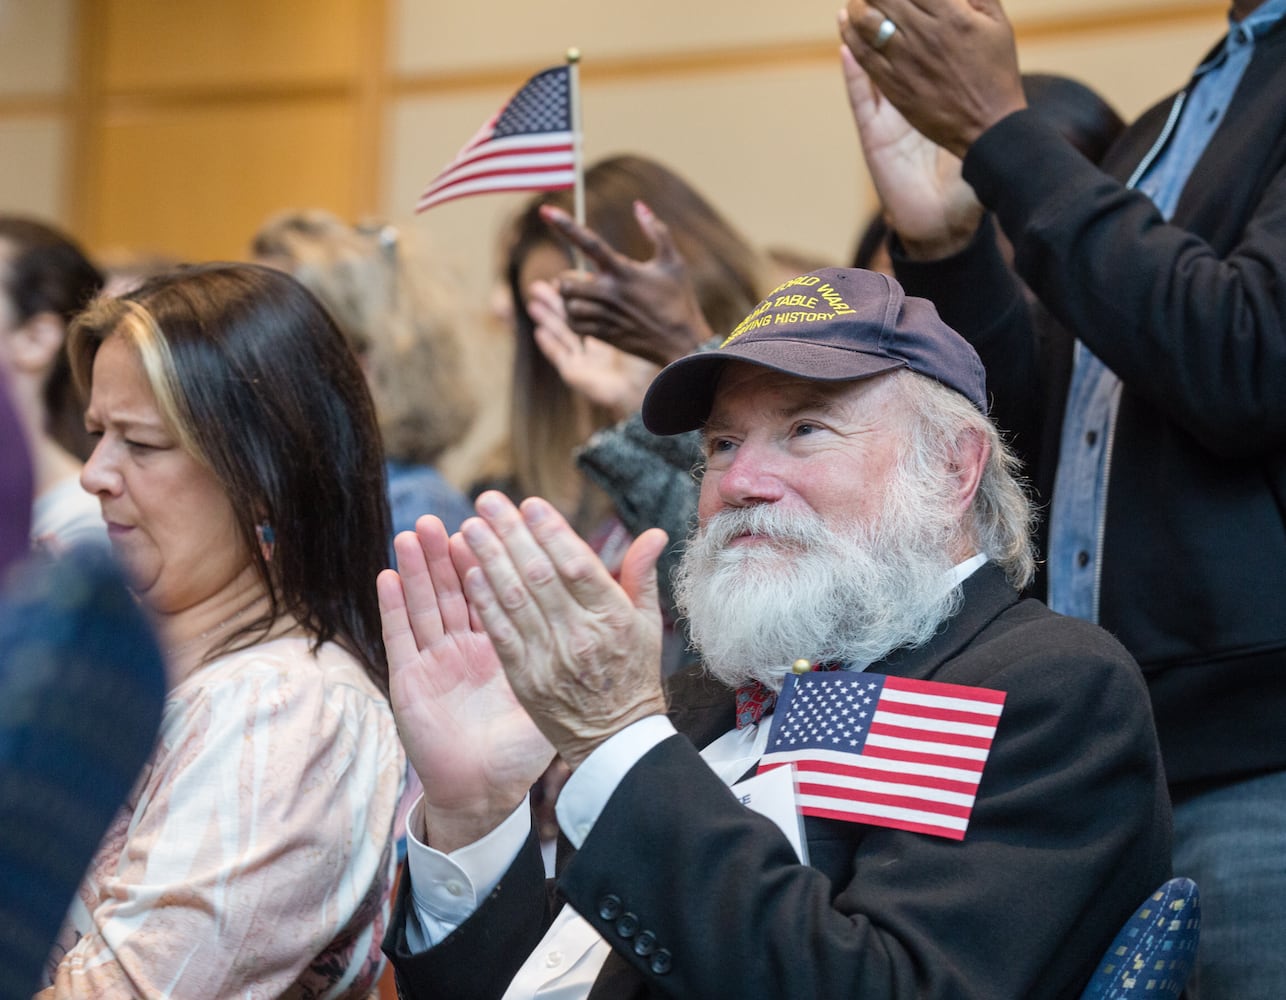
87, 100, 360, 261
0, 118, 67, 220
99, 0, 366, 91
579, 63, 863, 262
391, 0, 1224, 75
1019, 14, 1226, 120
0, 0, 75, 96
1009, 0, 1218, 21
0, 1, 74, 221
391, 0, 845, 74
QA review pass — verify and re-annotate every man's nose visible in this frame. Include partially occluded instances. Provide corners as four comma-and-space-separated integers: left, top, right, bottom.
714, 440, 787, 508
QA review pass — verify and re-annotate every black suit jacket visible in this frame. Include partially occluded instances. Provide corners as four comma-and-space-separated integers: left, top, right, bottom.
385, 564, 1172, 998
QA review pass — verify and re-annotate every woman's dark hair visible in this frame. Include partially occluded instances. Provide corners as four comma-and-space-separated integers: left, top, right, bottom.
852, 213, 890, 271
68, 263, 391, 691
504, 153, 769, 524
0, 216, 105, 459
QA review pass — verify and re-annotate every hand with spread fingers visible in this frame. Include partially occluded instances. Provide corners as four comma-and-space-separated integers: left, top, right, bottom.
526, 277, 661, 418
840, 0, 1027, 158
458, 491, 670, 770
379, 515, 555, 853
838, 36, 984, 259
540, 202, 714, 368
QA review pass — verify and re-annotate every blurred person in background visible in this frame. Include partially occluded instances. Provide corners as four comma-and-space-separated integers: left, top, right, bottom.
0, 216, 107, 556
252, 209, 476, 538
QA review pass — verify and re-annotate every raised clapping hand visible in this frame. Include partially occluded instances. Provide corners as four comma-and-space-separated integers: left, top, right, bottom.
841, 0, 1026, 159
539, 201, 714, 367
379, 497, 671, 851
526, 278, 661, 418
457, 491, 670, 770
837, 36, 984, 260
379, 515, 556, 853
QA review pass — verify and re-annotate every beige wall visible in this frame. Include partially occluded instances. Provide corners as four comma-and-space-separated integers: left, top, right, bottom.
0, 0, 77, 221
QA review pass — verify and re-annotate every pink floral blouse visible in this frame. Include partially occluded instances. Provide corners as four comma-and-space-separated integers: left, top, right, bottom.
39, 636, 405, 998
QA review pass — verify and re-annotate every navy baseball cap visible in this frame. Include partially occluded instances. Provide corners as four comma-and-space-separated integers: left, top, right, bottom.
641, 267, 987, 435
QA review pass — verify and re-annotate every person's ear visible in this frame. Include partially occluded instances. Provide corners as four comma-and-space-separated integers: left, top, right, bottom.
947, 427, 989, 517
7, 312, 66, 376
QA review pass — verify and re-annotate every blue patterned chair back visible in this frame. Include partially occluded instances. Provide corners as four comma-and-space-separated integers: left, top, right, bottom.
1079, 877, 1200, 1000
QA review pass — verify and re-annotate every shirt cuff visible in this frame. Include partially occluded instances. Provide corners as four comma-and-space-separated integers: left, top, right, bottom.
555, 716, 676, 848
404, 793, 531, 946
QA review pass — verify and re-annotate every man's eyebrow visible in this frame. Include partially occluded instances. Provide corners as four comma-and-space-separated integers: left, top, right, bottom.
781, 393, 846, 418
702, 393, 847, 438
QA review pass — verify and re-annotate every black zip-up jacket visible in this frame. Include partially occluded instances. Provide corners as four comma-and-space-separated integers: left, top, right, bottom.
894, 19, 1286, 792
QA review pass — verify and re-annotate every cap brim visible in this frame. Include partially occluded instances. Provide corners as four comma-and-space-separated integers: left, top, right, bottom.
640, 340, 907, 435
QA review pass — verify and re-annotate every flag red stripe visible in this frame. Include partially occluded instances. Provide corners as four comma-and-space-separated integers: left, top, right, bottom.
444, 141, 574, 172
883, 674, 1007, 705
761, 750, 982, 785
791, 758, 980, 795
422, 152, 575, 191
801, 804, 968, 841
430, 146, 575, 187
862, 743, 989, 773
869, 721, 996, 750
797, 781, 975, 819
418, 177, 573, 211
422, 161, 575, 200
877, 703, 1005, 728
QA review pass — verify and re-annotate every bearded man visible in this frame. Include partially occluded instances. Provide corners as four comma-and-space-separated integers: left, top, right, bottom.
378, 268, 1172, 999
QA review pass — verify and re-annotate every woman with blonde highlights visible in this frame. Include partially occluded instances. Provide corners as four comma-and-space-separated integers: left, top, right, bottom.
42, 263, 404, 997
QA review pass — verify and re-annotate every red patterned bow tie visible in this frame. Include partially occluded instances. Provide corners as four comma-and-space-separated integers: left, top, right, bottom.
734, 661, 842, 729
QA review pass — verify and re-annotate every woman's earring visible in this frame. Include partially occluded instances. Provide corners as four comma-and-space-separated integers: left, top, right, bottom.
255, 521, 276, 563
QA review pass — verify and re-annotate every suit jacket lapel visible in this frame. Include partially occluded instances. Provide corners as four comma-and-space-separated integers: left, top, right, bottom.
664, 663, 735, 749
876, 562, 1018, 681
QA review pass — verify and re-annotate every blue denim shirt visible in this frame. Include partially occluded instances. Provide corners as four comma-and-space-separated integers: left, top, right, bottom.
1046, 0, 1286, 621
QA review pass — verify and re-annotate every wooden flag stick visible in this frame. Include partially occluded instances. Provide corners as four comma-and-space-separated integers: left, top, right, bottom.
566, 47, 586, 272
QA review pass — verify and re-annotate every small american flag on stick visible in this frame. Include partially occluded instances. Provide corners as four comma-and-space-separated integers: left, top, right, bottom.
416, 65, 577, 213
759, 671, 1005, 841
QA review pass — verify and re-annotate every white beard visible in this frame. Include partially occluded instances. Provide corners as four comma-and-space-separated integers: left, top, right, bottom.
673, 474, 965, 692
